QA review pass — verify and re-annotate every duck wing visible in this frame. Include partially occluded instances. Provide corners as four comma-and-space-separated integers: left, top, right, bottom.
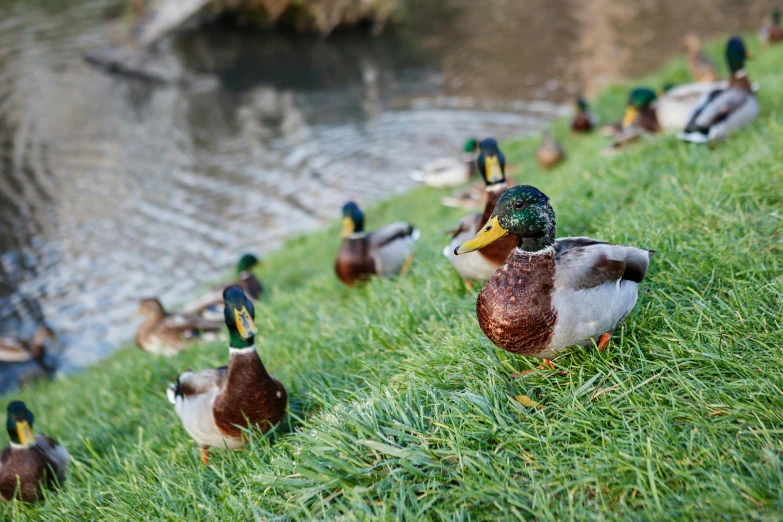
554, 237, 653, 291
686, 88, 750, 131
34, 435, 70, 483
367, 222, 419, 276
167, 366, 236, 448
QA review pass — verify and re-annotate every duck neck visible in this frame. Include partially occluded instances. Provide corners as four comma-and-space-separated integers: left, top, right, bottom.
517, 237, 554, 253
227, 337, 273, 387
729, 69, 752, 92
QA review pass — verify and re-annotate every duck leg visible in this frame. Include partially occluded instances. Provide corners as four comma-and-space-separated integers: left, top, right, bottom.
200, 446, 210, 466
399, 255, 414, 276
511, 358, 555, 378
597, 333, 611, 352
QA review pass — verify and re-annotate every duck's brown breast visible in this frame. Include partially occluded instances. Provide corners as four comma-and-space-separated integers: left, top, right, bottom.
335, 238, 375, 285
476, 248, 558, 356
213, 352, 287, 440
0, 446, 55, 502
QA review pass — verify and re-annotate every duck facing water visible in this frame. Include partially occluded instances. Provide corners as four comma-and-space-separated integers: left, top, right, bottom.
184, 254, 263, 318
0, 326, 56, 365
455, 185, 653, 368
167, 286, 287, 465
1, 401, 70, 502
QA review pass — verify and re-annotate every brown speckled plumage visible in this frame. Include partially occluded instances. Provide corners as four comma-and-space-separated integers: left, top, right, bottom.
477, 249, 558, 355
213, 351, 287, 439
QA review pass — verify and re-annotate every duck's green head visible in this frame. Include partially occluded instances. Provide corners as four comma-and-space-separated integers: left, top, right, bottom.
455, 185, 555, 254
623, 87, 657, 127
576, 98, 589, 110
236, 254, 260, 274
773, 8, 781, 25
6, 401, 35, 447
726, 36, 750, 73
463, 138, 479, 153
477, 138, 506, 186
223, 285, 257, 348
341, 201, 364, 238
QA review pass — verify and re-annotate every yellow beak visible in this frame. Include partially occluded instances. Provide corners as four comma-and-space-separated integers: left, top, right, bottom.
233, 306, 257, 340
455, 216, 509, 255
16, 420, 35, 446
341, 217, 354, 238
622, 106, 639, 128
483, 155, 504, 184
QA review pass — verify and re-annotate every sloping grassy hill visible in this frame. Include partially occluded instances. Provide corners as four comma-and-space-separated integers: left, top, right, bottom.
3, 37, 782, 521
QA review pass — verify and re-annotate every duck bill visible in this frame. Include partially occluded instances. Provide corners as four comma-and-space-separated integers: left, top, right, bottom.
622, 107, 638, 128
233, 306, 258, 339
340, 217, 354, 238
454, 216, 509, 254
16, 420, 34, 446
483, 155, 504, 184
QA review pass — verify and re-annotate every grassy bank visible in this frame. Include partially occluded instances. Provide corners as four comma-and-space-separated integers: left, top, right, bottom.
3, 37, 783, 520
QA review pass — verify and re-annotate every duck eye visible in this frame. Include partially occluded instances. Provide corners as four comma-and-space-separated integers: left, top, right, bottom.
514, 200, 526, 209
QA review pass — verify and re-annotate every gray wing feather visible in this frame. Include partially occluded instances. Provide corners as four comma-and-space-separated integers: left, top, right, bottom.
554, 237, 652, 291
367, 222, 416, 248
693, 88, 751, 129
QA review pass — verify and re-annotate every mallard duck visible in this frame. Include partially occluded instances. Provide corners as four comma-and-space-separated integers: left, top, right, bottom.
454, 185, 653, 370
185, 254, 263, 318
536, 130, 565, 169
135, 298, 222, 356
167, 286, 287, 465
759, 9, 783, 45
410, 138, 479, 187
610, 82, 726, 148
335, 201, 419, 286
0, 326, 55, 365
1, 401, 70, 502
679, 37, 758, 143
683, 34, 718, 82
443, 138, 518, 283
571, 98, 596, 133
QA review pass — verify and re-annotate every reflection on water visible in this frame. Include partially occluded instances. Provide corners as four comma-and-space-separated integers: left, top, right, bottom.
0, 0, 775, 390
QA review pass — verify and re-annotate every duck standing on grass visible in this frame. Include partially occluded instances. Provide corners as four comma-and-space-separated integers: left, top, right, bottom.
679, 37, 758, 143
759, 9, 783, 45
410, 138, 479, 187
536, 130, 565, 169
455, 185, 653, 373
1, 401, 70, 502
335, 201, 419, 286
185, 254, 263, 319
135, 298, 223, 356
444, 138, 517, 284
571, 98, 596, 133
167, 286, 287, 465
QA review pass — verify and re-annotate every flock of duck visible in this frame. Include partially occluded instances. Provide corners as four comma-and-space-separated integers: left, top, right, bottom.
0, 21, 780, 503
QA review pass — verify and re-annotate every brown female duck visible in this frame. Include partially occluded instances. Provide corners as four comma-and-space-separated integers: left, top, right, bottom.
535, 130, 565, 169
455, 185, 653, 371
335, 202, 419, 286
136, 298, 222, 356
444, 138, 518, 283
0, 326, 55, 365
167, 286, 287, 465
1, 401, 69, 502
683, 34, 718, 82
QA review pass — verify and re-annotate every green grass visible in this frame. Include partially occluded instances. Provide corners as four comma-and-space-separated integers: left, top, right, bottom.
3, 36, 783, 521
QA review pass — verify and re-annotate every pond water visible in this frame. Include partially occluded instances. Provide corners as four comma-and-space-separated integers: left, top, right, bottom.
0, 0, 775, 391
